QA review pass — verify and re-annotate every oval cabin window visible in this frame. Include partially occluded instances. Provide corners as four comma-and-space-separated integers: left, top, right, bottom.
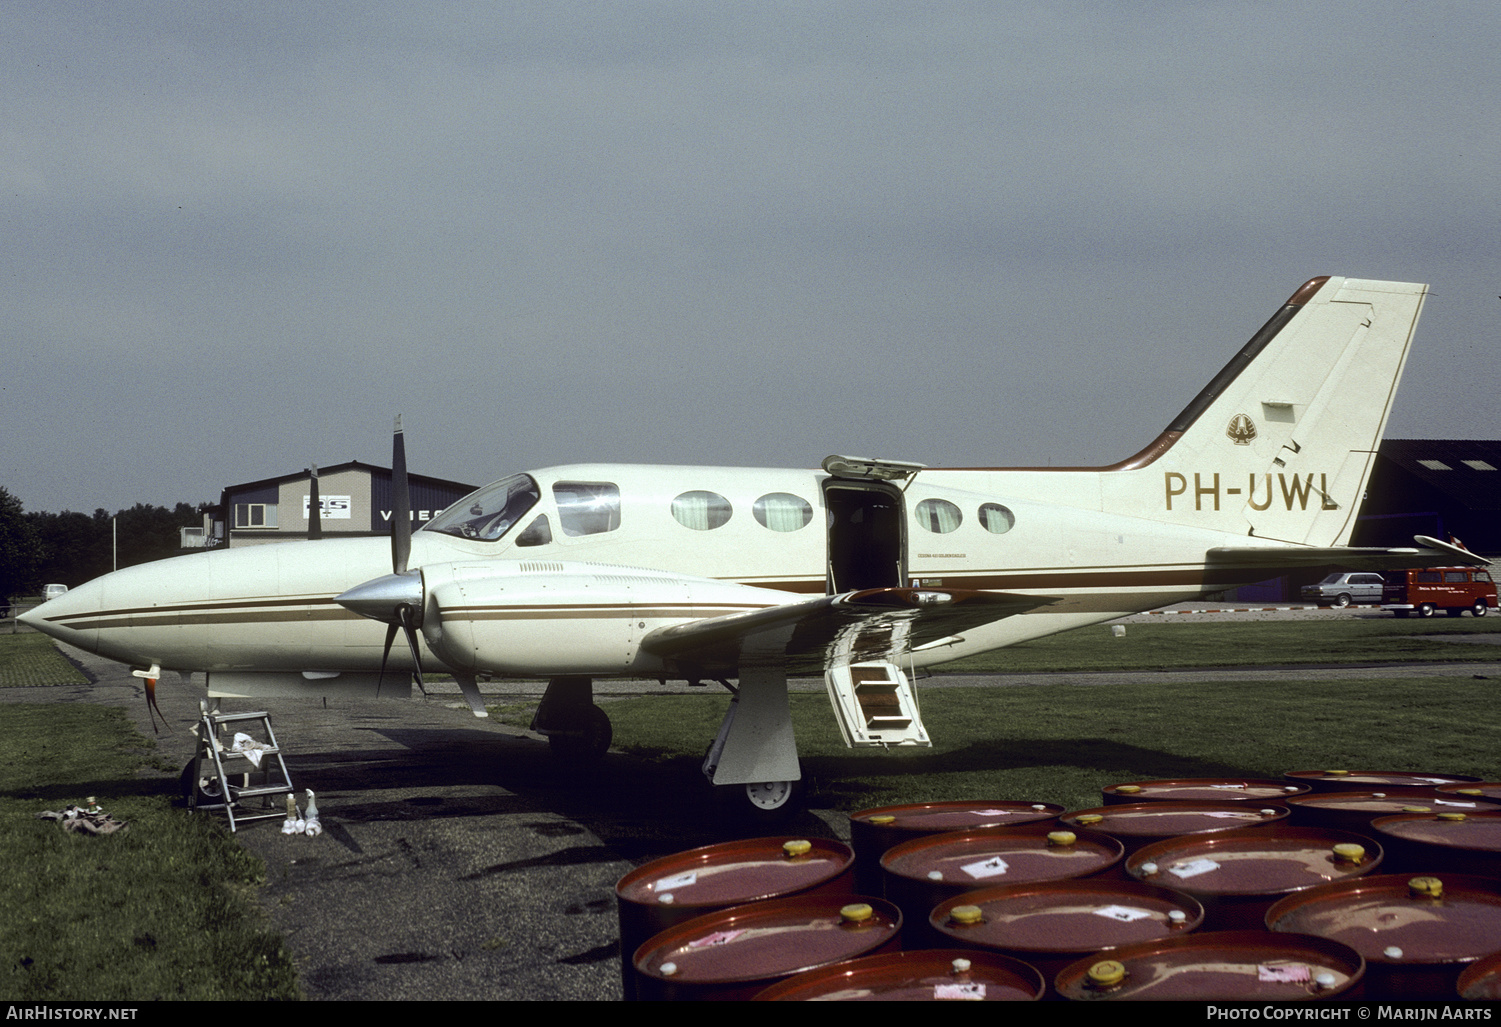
979, 503, 1015, 534
671, 491, 732, 530
753, 493, 813, 532
915, 498, 962, 534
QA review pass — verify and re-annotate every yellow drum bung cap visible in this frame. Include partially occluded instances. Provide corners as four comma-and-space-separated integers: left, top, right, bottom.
1408, 876, 1444, 899
868, 815, 896, 825
783, 839, 812, 857
1116, 785, 1142, 794
1076, 814, 1104, 825
1088, 960, 1127, 988
1400, 806, 1432, 814
948, 905, 984, 925
840, 903, 874, 923
1325, 770, 1350, 776
1437, 812, 1467, 822
1047, 830, 1078, 846
1455, 788, 1484, 796
1332, 843, 1366, 864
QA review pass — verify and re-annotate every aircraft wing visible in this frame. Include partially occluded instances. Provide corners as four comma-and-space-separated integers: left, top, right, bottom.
639, 587, 1055, 677
1208, 535, 1487, 570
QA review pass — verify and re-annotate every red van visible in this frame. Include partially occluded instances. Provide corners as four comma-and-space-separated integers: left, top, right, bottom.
1382, 567, 1496, 618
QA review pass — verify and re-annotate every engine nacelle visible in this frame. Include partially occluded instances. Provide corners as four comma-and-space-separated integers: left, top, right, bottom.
419, 561, 786, 677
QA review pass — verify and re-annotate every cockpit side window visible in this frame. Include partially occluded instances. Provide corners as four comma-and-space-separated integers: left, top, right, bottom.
515, 515, 552, 548
554, 481, 621, 537
424, 474, 541, 541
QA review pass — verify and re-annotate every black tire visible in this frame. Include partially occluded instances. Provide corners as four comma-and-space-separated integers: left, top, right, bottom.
179, 760, 225, 806
547, 704, 613, 763
1418, 603, 1437, 618
1333, 593, 1352, 609
713, 776, 804, 825
1473, 600, 1489, 618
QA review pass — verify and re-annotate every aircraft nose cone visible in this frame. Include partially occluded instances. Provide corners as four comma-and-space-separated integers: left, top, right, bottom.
18, 577, 101, 652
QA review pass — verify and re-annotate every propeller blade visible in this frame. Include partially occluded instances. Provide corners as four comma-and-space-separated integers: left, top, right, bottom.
308, 462, 323, 541
376, 621, 399, 698
399, 605, 427, 696
391, 415, 411, 575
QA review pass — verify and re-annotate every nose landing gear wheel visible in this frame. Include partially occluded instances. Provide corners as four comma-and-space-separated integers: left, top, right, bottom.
180, 760, 225, 806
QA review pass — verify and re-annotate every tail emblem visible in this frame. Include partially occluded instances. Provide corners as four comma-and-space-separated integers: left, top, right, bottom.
1226, 414, 1258, 446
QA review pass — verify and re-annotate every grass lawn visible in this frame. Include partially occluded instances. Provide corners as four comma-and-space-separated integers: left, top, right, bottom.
938, 614, 1501, 672
0, 702, 300, 1001
601, 673, 1500, 814
0, 632, 90, 687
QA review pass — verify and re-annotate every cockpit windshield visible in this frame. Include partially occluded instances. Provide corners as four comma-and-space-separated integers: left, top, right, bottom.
424, 474, 540, 541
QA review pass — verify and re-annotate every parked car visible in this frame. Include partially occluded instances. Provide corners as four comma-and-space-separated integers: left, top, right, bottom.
1301, 572, 1387, 608
1382, 567, 1496, 618
41, 583, 68, 602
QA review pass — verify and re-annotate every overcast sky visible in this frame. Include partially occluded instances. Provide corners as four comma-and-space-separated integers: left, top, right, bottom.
6, 2, 1498, 514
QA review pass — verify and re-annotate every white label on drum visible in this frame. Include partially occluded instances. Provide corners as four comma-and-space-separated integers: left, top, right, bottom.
961, 856, 1010, 879
1168, 858, 1220, 879
1093, 905, 1153, 922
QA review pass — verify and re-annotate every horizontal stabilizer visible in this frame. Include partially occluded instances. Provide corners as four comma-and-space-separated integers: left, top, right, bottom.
641, 587, 1055, 676
1208, 536, 1488, 572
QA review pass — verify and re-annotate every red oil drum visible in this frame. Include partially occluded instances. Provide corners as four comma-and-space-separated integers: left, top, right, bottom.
615, 836, 855, 1000
881, 824, 1122, 948
1284, 769, 1482, 794
753, 949, 1045, 1001
849, 800, 1061, 894
1103, 778, 1308, 805
1125, 826, 1383, 930
1053, 930, 1364, 1001
928, 878, 1204, 997
1267, 873, 1501, 1001
632, 894, 901, 1002
1061, 801, 1288, 855
1436, 782, 1501, 803
1458, 950, 1501, 1000
1369, 810, 1501, 877
1282, 788, 1500, 833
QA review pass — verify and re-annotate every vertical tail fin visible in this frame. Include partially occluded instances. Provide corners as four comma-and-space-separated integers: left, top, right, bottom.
1118, 276, 1427, 546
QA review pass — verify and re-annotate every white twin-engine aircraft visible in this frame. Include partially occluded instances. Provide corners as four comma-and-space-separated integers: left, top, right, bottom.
23, 276, 1477, 815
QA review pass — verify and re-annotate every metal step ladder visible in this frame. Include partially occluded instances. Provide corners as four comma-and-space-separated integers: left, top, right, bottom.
824, 660, 931, 748
188, 703, 294, 832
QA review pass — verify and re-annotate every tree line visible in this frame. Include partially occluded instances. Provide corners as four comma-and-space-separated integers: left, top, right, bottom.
1, 486, 209, 601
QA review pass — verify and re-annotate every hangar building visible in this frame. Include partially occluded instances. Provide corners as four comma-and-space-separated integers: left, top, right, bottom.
1350, 439, 1501, 557
188, 462, 478, 549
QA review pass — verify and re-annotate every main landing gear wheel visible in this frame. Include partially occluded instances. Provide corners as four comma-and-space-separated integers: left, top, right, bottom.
713, 775, 804, 825
745, 780, 796, 811
545, 704, 613, 763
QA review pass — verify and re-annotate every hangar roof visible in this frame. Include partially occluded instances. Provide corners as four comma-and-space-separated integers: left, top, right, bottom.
221, 460, 477, 497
